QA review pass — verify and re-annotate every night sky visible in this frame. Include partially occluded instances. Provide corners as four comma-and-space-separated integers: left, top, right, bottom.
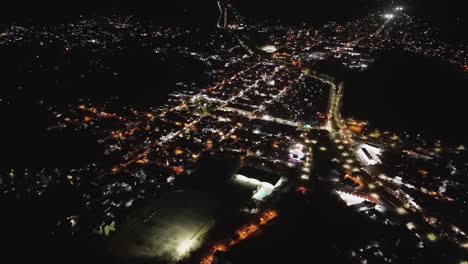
2, 0, 466, 30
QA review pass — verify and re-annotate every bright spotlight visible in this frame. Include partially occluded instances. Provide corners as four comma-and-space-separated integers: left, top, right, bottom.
177, 239, 193, 256
383, 13, 395, 20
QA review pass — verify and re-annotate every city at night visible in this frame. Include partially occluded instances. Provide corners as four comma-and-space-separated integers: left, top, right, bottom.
1, 1, 467, 263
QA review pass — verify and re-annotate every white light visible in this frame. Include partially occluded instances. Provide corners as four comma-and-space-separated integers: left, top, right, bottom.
177, 239, 193, 255
406, 222, 416, 230
397, 207, 407, 215
260, 45, 278, 53
383, 13, 395, 20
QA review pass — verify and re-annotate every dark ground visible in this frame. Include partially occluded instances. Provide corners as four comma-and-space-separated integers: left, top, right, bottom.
342, 49, 468, 146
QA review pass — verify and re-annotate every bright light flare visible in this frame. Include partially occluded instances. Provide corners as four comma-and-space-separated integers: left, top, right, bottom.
426, 233, 438, 242
397, 207, 407, 215
406, 222, 416, 230
177, 239, 194, 256
383, 13, 395, 20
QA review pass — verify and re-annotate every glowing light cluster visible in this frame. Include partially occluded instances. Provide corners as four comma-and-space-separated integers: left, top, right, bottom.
383, 13, 395, 20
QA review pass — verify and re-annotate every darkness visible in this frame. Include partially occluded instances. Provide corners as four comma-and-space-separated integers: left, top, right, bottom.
236, 0, 377, 24
0, 1, 467, 264
343, 50, 468, 145
1, 0, 466, 35
0, 2, 218, 25
407, 0, 467, 43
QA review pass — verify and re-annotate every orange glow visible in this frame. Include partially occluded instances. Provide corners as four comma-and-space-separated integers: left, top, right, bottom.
296, 186, 309, 194
83, 116, 92, 122
272, 141, 280, 149
200, 209, 278, 264
273, 52, 290, 57
114, 131, 124, 139
291, 60, 301, 66
172, 166, 184, 175
418, 169, 428, 177
205, 139, 213, 149
174, 149, 184, 156
99, 112, 116, 118
111, 165, 120, 173
344, 173, 365, 189
125, 127, 137, 136
78, 105, 86, 110
146, 113, 154, 119
403, 150, 413, 155
348, 124, 363, 133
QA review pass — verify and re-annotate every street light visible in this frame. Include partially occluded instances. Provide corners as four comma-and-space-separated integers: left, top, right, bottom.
383, 13, 395, 20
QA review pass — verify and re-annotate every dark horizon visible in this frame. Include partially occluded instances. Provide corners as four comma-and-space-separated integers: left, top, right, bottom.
2, 0, 466, 24
2, 1, 465, 43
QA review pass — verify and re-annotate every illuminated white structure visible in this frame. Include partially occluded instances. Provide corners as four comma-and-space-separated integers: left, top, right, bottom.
289, 143, 305, 163
259, 45, 278, 53
355, 143, 382, 166
336, 190, 369, 206
233, 174, 286, 201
